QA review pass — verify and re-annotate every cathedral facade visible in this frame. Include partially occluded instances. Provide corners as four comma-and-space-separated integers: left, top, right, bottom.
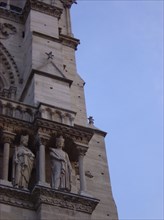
0, 0, 118, 219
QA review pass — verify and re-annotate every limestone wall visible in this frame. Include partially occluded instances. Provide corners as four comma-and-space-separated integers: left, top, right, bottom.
0, 1, 118, 220
0, 204, 36, 220
85, 132, 118, 220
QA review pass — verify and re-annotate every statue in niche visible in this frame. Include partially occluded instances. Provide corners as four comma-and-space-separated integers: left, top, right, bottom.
50, 135, 72, 192
12, 135, 35, 189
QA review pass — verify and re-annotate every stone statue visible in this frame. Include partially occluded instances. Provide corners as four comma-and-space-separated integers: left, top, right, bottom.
50, 135, 72, 191
12, 135, 35, 189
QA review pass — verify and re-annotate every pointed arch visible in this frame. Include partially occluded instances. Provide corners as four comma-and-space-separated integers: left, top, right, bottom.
0, 42, 21, 89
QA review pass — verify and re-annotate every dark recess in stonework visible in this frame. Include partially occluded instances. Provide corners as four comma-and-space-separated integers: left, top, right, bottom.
0, 2, 22, 13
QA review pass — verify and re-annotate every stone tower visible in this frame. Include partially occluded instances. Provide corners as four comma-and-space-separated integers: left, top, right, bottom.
0, 0, 118, 219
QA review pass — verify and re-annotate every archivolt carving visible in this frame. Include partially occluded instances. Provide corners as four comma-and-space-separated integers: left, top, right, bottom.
0, 23, 17, 39
0, 42, 21, 96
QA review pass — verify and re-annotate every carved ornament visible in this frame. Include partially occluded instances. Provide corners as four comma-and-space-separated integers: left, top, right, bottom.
0, 185, 34, 210
30, 0, 63, 19
0, 23, 17, 39
2, 131, 15, 143
33, 185, 99, 214
0, 97, 94, 145
35, 118, 93, 145
0, 42, 21, 87
0, 185, 99, 214
0, 116, 33, 135
36, 131, 50, 146
60, 0, 77, 8
76, 145, 88, 156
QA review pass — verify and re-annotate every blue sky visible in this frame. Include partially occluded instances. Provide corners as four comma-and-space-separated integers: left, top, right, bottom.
71, 1, 163, 220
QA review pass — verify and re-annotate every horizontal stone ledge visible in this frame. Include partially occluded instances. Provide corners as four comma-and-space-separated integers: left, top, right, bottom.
32, 185, 100, 214
0, 184, 100, 214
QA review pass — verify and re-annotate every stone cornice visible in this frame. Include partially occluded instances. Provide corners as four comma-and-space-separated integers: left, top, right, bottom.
34, 118, 93, 145
32, 31, 80, 50
92, 127, 107, 137
0, 115, 33, 135
32, 30, 60, 42
0, 99, 94, 145
0, 185, 34, 210
33, 69, 73, 86
30, 0, 63, 19
33, 185, 99, 214
0, 117, 94, 146
38, 102, 76, 116
60, 34, 80, 50
0, 185, 99, 214
60, 0, 77, 9
75, 124, 107, 137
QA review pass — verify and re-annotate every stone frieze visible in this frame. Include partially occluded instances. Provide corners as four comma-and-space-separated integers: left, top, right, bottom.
30, 0, 63, 19
0, 184, 99, 214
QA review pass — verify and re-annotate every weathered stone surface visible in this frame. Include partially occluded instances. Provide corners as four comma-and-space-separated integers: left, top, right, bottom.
0, 0, 118, 219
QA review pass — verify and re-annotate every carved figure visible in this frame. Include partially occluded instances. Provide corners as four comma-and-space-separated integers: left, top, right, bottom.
12, 135, 35, 189
50, 135, 72, 191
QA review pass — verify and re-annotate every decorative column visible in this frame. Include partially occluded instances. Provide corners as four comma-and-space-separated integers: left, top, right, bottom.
37, 134, 49, 187
61, 0, 77, 37
76, 145, 89, 196
70, 116, 75, 126
2, 137, 10, 180
65, 7, 72, 36
1, 132, 14, 186
61, 113, 65, 124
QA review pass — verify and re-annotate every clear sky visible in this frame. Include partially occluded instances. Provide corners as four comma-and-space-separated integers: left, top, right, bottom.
71, 1, 163, 220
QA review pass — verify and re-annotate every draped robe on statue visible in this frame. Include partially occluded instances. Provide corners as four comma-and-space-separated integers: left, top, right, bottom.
12, 145, 34, 189
50, 148, 72, 191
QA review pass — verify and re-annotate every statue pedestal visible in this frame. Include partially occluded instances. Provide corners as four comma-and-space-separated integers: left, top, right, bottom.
37, 181, 50, 188
79, 190, 94, 198
0, 179, 12, 187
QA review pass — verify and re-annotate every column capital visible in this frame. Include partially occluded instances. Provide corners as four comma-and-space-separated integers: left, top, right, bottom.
76, 143, 88, 156
3, 131, 15, 143
36, 131, 50, 146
